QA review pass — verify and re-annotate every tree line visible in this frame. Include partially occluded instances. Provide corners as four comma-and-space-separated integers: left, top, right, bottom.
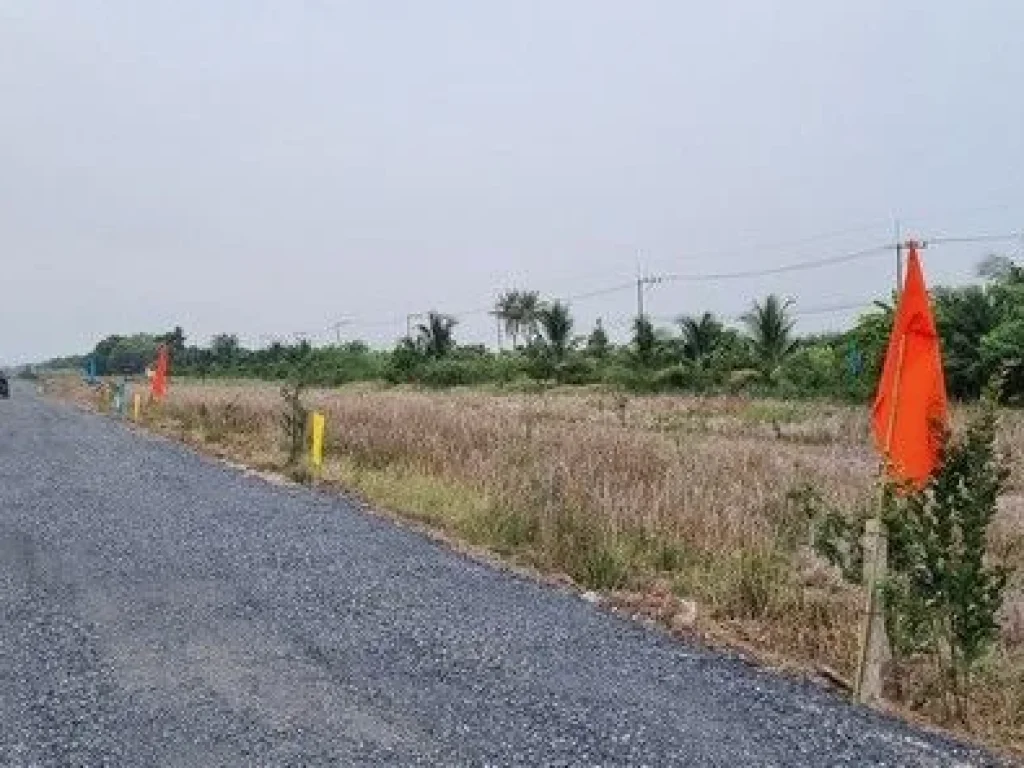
42, 255, 1024, 402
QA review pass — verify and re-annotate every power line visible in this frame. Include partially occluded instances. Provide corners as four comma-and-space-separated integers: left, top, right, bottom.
290, 227, 1018, 345
660, 244, 891, 283
484, 221, 896, 300
657, 298, 877, 323
900, 202, 1015, 228
922, 232, 1022, 246
562, 281, 637, 303
793, 299, 879, 317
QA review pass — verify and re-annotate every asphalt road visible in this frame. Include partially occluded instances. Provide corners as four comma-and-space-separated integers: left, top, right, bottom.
0, 384, 1002, 766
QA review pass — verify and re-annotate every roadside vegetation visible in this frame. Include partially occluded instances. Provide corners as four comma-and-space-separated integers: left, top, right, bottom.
38, 256, 1024, 405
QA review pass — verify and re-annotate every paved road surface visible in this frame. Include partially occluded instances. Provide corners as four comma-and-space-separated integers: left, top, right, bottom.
0, 385, 1000, 766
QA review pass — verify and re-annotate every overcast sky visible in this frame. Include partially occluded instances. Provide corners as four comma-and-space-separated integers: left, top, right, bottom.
2, 1, 1022, 363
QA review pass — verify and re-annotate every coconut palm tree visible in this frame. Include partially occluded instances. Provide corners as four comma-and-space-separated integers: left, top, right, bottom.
536, 300, 574, 360
741, 294, 797, 379
676, 312, 724, 366
493, 291, 521, 349
493, 290, 541, 349
517, 290, 541, 346
416, 311, 458, 358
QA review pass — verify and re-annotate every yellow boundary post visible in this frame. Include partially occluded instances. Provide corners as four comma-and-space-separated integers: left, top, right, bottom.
309, 411, 325, 479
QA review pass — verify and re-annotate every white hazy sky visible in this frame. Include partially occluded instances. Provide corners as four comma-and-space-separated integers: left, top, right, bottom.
2, 1, 1022, 363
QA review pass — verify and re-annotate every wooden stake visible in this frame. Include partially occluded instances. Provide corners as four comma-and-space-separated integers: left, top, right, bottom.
854, 517, 890, 703
855, 331, 906, 703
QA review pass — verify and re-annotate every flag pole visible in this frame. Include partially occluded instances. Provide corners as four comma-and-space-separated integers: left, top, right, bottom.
883, 334, 908, 458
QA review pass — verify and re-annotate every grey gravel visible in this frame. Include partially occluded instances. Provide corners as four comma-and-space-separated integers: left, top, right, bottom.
0, 384, 1007, 766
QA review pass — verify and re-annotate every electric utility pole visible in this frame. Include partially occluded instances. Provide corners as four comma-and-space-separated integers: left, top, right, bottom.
894, 218, 904, 296
331, 320, 352, 345
406, 313, 424, 339
635, 263, 664, 320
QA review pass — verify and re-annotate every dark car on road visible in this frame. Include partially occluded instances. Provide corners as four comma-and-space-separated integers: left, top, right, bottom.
0, 372, 9, 399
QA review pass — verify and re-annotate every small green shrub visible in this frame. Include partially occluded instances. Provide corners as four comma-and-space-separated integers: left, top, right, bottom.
811, 399, 1013, 723
280, 378, 309, 466
651, 364, 693, 392
576, 543, 629, 590
882, 401, 1012, 722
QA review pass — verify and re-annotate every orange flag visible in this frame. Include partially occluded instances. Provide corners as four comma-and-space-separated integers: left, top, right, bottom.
871, 245, 948, 487
151, 344, 170, 400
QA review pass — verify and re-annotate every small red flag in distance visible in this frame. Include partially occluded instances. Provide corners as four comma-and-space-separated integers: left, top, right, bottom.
151, 344, 170, 400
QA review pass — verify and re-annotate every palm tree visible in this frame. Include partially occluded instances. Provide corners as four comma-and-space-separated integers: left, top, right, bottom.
536, 300, 574, 360
493, 290, 541, 349
493, 291, 521, 349
416, 311, 457, 358
741, 294, 796, 378
676, 312, 723, 366
517, 290, 541, 346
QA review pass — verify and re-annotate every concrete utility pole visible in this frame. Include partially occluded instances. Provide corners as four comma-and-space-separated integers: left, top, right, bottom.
406, 313, 423, 339
894, 218, 904, 296
331, 320, 352, 345
635, 265, 664, 321
636, 261, 645, 320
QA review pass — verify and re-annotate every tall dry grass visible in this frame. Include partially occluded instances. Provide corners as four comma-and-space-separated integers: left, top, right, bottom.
50, 375, 1024, 753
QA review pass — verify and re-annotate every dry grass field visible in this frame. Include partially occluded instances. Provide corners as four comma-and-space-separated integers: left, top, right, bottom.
50, 376, 1024, 754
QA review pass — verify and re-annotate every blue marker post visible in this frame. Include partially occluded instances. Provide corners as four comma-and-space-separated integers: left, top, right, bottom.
112, 379, 125, 416
845, 344, 864, 379
84, 356, 98, 385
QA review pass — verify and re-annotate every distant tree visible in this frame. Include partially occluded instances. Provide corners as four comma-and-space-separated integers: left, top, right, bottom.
849, 298, 895, 383
632, 316, 657, 367
977, 254, 1023, 282
105, 334, 159, 374
341, 340, 370, 355
586, 318, 610, 359
934, 285, 1001, 400
416, 312, 458, 358
193, 348, 213, 380
536, 301, 574, 361
158, 326, 187, 359
493, 290, 541, 349
677, 312, 724, 367
741, 294, 797, 380
387, 336, 423, 382
211, 333, 240, 364
517, 291, 541, 346
494, 291, 521, 349
92, 334, 124, 375
978, 255, 1024, 401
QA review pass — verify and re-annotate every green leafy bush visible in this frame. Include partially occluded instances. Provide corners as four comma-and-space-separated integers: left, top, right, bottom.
882, 401, 1012, 722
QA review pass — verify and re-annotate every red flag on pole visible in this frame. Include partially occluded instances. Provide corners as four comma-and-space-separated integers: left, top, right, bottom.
151, 344, 169, 400
871, 244, 948, 487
